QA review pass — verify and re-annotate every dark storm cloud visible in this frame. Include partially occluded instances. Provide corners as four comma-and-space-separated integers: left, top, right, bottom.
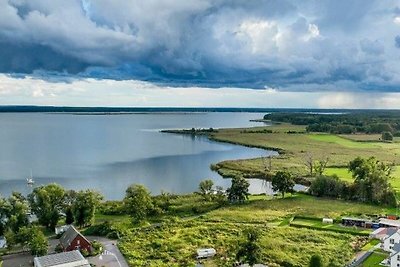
0, 0, 400, 91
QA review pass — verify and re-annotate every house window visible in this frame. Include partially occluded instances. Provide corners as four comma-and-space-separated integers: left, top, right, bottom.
391, 238, 395, 244
77, 240, 80, 245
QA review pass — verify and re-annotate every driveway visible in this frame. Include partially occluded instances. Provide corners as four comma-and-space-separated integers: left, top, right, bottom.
2, 252, 33, 267
87, 236, 129, 267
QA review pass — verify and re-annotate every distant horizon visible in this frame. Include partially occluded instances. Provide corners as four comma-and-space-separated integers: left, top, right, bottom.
0, 105, 399, 112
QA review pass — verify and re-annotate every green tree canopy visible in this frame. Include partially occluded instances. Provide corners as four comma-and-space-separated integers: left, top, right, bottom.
28, 183, 66, 229
348, 157, 396, 205
124, 184, 154, 222
198, 179, 214, 200
236, 228, 262, 267
0, 196, 9, 236
227, 176, 249, 203
7, 192, 29, 233
309, 254, 323, 267
29, 227, 48, 256
272, 171, 295, 198
72, 190, 103, 227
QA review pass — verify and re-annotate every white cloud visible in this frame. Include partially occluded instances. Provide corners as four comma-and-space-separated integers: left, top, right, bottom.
1, 74, 400, 109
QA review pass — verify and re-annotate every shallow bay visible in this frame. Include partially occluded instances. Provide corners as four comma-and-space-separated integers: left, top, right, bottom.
0, 112, 274, 199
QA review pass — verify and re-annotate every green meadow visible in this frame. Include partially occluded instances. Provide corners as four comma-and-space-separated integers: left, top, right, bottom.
115, 193, 388, 267
210, 124, 400, 181
325, 166, 400, 191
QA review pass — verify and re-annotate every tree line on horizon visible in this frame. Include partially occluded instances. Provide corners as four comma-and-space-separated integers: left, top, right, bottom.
264, 112, 400, 137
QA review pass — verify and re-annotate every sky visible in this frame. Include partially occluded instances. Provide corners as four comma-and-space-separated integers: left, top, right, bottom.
1, 0, 400, 108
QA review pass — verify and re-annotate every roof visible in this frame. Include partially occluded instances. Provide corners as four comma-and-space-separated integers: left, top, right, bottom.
197, 248, 216, 258
393, 243, 400, 253
379, 218, 400, 227
371, 227, 386, 235
33, 251, 90, 267
59, 225, 90, 249
342, 217, 370, 222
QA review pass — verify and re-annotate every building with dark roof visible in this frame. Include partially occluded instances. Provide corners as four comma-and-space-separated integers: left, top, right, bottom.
33, 250, 90, 267
59, 225, 91, 253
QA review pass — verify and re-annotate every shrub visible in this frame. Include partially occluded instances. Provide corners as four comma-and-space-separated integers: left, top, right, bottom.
382, 131, 393, 141
81, 248, 89, 257
55, 243, 63, 253
90, 240, 103, 256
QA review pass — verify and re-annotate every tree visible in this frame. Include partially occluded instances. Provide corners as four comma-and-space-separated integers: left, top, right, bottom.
309, 175, 345, 198
304, 153, 314, 176
29, 232, 48, 256
0, 197, 10, 236
72, 190, 103, 227
7, 192, 29, 233
271, 171, 295, 198
227, 177, 249, 203
64, 190, 77, 224
7, 226, 48, 256
348, 157, 396, 205
236, 228, 261, 267
28, 184, 66, 229
199, 179, 214, 200
309, 254, 323, 267
65, 207, 74, 225
124, 184, 153, 222
314, 157, 329, 176
382, 131, 393, 141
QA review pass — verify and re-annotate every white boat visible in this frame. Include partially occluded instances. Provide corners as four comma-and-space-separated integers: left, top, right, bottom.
27, 170, 34, 185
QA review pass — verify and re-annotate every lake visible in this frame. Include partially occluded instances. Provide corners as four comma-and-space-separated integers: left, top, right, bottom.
0, 112, 277, 199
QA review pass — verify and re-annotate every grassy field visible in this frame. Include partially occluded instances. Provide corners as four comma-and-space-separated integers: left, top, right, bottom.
209, 124, 400, 181
361, 239, 380, 251
119, 221, 355, 267
324, 167, 400, 190
203, 194, 395, 223
117, 193, 383, 267
289, 217, 371, 235
361, 251, 388, 267
111, 193, 395, 266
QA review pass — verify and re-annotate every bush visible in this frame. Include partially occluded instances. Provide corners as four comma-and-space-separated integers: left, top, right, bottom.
382, 131, 393, 141
83, 221, 122, 239
90, 240, 103, 256
55, 243, 63, 253
309, 175, 346, 198
98, 201, 125, 215
81, 248, 89, 257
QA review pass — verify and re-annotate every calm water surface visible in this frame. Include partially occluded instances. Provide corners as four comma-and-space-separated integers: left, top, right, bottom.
0, 112, 276, 199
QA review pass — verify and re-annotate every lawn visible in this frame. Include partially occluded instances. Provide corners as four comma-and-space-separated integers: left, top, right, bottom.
361, 251, 388, 267
361, 239, 380, 251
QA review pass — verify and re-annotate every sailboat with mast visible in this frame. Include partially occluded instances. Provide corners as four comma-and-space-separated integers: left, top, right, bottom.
26, 169, 34, 185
